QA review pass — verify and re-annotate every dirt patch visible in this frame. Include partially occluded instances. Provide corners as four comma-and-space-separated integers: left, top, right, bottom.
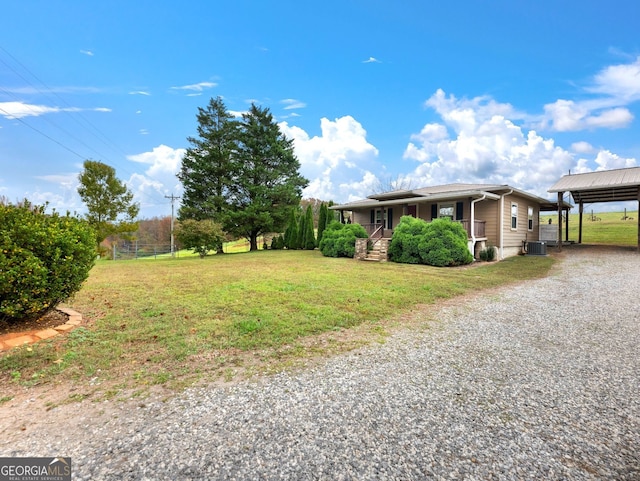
0, 309, 69, 336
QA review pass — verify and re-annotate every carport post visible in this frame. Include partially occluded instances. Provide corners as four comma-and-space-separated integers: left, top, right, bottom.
578, 202, 583, 244
557, 192, 563, 252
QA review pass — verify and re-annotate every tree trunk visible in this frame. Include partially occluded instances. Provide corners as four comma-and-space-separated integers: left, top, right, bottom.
249, 234, 258, 251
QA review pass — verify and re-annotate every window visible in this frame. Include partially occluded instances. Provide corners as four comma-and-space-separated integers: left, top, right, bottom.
511, 203, 518, 230
528, 206, 534, 231
438, 202, 455, 220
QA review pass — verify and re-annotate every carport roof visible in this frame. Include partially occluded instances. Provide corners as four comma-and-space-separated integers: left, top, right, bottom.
548, 167, 640, 203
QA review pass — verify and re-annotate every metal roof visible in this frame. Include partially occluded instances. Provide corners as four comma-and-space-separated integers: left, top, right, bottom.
548, 167, 640, 203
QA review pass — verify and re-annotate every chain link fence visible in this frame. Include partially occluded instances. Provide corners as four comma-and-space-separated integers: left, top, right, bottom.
106, 241, 178, 260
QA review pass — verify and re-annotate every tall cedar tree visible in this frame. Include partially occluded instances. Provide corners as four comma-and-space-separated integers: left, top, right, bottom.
297, 208, 306, 249
178, 97, 238, 253
227, 104, 308, 250
303, 204, 315, 249
284, 209, 298, 249
317, 203, 328, 247
77, 160, 139, 248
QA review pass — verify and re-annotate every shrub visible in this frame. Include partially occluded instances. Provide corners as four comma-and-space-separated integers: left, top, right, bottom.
389, 216, 473, 267
0, 202, 96, 324
175, 219, 224, 258
270, 234, 285, 250
421, 219, 474, 267
319, 221, 368, 258
479, 245, 496, 261
388, 216, 428, 264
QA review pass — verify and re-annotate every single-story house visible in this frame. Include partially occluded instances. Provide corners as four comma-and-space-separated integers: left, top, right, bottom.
330, 183, 569, 260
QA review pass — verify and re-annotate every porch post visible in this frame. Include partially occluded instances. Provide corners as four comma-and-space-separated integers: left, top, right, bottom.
637, 188, 640, 252
565, 206, 569, 241
557, 192, 563, 252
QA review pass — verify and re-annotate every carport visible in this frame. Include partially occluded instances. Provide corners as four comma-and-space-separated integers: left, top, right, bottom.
548, 167, 640, 252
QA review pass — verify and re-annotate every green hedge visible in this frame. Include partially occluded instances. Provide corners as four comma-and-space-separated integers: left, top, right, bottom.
319, 221, 368, 258
0, 203, 96, 324
389, 216, 473, 267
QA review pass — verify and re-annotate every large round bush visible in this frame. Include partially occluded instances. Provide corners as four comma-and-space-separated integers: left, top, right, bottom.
0, 203, 96, 324
387, 215, 428, 264
389, 216, 473, 267
319, 221, 368, 258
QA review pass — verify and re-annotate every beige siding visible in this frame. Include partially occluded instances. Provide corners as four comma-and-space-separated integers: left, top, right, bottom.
501, 194, 540, 248
474, 201, 499, 243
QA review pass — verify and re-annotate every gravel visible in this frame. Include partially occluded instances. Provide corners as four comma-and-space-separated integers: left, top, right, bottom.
2, 246, 639, 480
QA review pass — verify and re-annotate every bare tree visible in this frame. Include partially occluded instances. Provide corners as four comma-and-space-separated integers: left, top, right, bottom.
372, 174, 414, 194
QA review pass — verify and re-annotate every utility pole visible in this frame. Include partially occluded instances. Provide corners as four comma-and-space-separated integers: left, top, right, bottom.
165, 194, 180, 257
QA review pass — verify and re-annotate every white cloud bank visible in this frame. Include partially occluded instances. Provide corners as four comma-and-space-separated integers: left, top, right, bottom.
403, 89, 637, 200
280, 116, 381, 202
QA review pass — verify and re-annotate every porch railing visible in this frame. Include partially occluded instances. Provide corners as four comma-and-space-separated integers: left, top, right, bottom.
459, 219, 486, 238
361, 223, 385, 238
360, 219, 486, 239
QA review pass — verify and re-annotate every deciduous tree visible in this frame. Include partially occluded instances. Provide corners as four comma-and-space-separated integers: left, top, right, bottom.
77, 160, 139, 249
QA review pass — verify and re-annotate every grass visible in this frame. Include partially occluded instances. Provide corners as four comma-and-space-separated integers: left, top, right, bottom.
541, 210, 638, 246
0, 250, 555, 398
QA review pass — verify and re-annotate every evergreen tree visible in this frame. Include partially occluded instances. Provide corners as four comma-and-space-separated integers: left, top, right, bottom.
284, 209, 298, 249
226, 104, 308, 250
303, 205, 315, 249
317, 203, 328, 247
297, 208, 306, 249
177, 97, 238, 253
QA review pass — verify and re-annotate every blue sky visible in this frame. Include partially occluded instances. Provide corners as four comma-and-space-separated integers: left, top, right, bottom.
1, 0, 639, 218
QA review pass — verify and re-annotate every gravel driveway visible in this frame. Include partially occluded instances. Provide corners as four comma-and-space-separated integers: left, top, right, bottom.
2, 246, 639, 480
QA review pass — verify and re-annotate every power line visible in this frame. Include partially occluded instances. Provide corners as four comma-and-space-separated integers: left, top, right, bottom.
0, 45, 172, 209
0, 105, 85, 159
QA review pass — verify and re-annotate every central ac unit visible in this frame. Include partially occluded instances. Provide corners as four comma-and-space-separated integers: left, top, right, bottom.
527, 241, 547, 256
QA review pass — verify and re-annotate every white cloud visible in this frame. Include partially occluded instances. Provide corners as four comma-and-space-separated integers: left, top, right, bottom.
593, 150, 637, 171
35, 173, 78, 189
363, 57, 381, 64
280, 116, 381, 201
127, 144, 185, 178
170, 81, 217, 92
542, 100, 632, 131
80, 49, 94, 56
126, 145, 186, 213
588, 56, 640, 102
571, 141, 595, 154
0, 101, 110, 119
540, 57, 640, 132
129, 90, 150, 96
1, 86, 102, 95
280, 98, 306, 110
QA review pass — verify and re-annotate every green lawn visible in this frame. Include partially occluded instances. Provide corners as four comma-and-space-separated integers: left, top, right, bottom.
541, 210, 638, 246
1, 250, 554, 399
